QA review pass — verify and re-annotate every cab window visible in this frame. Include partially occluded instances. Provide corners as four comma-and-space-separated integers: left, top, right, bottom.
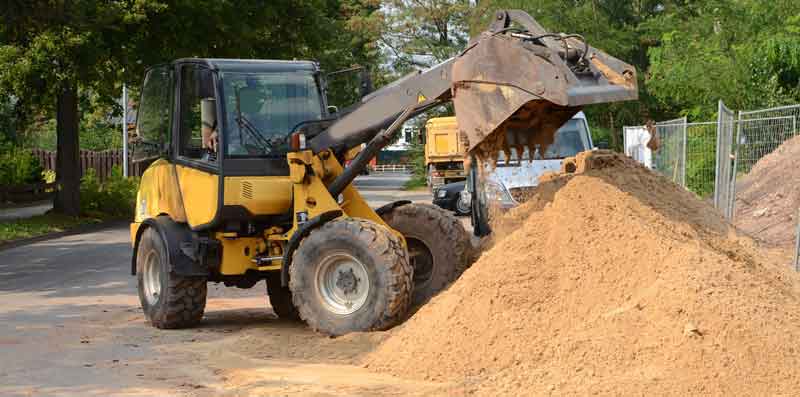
178, 65, 219, 162
133, 66, 173, 161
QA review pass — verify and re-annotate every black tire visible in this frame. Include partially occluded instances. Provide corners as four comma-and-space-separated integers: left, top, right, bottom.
381, 203, 470, 304
455, 193, 471, 216
289, 219, 412, 336
136, 227, 207, 329
266, 273, 301, 321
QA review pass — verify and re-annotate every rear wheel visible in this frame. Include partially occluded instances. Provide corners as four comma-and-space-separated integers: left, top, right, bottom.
289, 219, 412, 336
137, 228, 207, 329
381, 203, 471, 304
266, 273, 300, 321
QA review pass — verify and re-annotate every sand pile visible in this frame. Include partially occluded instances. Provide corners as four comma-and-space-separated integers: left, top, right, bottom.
365, 151, 800, 396
734, 134, 800, 247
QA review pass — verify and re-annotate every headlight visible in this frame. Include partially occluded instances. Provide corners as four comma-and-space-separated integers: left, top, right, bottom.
436, 189, 448, 198
484, 181, 515, 206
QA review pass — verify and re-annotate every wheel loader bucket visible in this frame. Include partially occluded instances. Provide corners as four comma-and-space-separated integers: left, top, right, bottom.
453, 10, 638, 162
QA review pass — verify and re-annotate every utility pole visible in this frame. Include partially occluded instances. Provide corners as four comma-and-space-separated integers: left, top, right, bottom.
122, 84, 128, 177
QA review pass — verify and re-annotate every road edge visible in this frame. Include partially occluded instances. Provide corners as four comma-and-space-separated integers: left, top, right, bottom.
0, 220, 129, 252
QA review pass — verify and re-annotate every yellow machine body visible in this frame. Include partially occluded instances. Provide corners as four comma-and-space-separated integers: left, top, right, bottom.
131, 150, 394, 277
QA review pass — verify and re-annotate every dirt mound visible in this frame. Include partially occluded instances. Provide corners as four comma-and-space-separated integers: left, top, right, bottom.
365, 151, 800, 396
734, 134, 800, 247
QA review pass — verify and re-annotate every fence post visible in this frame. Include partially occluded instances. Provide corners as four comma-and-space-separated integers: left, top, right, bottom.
713, 101, 722, 208
122, 84, 129, 177
714, 100, 735, 219
680, 117, 687, 187
795, 208, 800, 272
728, 111, 743, 221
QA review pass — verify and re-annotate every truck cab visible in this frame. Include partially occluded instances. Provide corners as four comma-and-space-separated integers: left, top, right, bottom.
468, 112, 594, 236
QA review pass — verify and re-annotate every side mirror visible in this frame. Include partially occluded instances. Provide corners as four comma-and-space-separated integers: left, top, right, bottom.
327, 105, 339, 115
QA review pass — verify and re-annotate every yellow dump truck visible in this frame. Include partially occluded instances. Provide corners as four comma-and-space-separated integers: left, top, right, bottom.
425, 116, 466, 188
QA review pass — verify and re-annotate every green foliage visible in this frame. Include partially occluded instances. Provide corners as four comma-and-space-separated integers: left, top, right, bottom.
80, 166, 139, 218
644, 0, 800, 117
1, 1, 385, 214
403, 141, 428, 190
384, 0, 472, 73
0, 97, 18, 142
589, 126, 614, 150
0, 143, 44, 185
18, 115, 120, 150
685, 129, 718, 198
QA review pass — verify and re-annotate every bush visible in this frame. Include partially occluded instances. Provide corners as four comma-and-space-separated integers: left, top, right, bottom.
404, 142, 428, 189
80, 166, 139, 218
0, 142, 44, 186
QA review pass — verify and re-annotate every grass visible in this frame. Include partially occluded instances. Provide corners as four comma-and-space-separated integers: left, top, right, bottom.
0, 213, 107, 243
403, 174, 428, 190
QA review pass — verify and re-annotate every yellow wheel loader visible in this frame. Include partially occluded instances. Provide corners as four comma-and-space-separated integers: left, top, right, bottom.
129, 10, 638, 335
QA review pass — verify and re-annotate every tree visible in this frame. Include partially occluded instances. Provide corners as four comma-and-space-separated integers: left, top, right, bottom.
0, 1, 164, 215
382, 0, 474, 72
645, 0, 800, 119
0, 0, 384, 215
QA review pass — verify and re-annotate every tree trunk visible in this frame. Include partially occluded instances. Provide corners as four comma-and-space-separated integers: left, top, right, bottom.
53, 85, 80, 216
609, 111, 618, 151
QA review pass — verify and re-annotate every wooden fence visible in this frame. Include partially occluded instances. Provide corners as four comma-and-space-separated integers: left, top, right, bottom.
30, 149, 146, 180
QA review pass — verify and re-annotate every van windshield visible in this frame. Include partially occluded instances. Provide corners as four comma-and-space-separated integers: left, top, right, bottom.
544, 118, 591, 159
495, 118, 591, 164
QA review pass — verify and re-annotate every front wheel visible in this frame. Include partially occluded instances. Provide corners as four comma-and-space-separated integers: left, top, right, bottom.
137, 227, 207, 329
455, 192, 471, 216
289, 219, 413, 336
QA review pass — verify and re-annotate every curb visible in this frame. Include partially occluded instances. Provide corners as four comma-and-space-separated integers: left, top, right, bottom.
0, 220, 128, 252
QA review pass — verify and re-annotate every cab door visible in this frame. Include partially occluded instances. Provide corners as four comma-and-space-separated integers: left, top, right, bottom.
173, 63, 221, 229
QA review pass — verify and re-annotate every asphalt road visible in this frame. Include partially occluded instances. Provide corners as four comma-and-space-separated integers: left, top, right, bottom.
0, 172, 432, 396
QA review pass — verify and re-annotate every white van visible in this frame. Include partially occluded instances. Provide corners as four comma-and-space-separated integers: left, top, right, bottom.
467, 112, 593, 236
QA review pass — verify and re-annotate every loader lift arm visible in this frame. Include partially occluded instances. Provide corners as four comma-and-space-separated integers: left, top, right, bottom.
308, 9, 638, 183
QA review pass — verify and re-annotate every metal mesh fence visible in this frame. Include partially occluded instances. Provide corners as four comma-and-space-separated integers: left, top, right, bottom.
622, 119, 718, 197
684, 121, 719, 198
652, 118, 687, 187
625, 102, 800, 270
729, 105, 800, 219
715, 101, 736, 218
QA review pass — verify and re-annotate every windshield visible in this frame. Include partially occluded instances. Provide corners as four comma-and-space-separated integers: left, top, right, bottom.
221, 71, 323, 157
544, 118, 591, 159
495, 118, 591, 164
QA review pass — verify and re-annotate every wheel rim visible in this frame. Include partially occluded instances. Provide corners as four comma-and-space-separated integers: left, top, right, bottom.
142, 250, 162, 306
315, 252, 370, 315
456, 195, 470, 214
406, 237, 434, 287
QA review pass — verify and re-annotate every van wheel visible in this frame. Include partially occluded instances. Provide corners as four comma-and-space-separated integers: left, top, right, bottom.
137, 228, 207, 329
289, 219, 412, 336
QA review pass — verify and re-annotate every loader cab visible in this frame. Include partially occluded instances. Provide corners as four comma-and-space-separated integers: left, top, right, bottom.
133, 59, 327, 232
